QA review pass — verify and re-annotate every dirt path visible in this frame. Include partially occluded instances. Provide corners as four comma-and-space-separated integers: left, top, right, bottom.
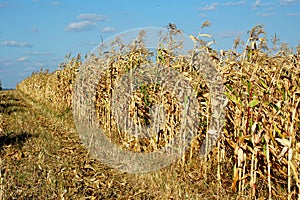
0, 90, 231, 199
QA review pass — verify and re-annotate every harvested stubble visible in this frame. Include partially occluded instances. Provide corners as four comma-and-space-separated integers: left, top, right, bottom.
16, 25, 300, 199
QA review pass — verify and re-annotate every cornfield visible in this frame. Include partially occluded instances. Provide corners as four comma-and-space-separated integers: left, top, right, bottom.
16, 24, 300, 199
0, 92, 5, 135
0, 112, 3, 135
16, 54, 80, 113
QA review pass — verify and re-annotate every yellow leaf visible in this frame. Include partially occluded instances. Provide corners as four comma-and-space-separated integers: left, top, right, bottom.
289, 161, 299, 184
232, 166, 239, 192
198, 33, 212, 38
249, 99, 260, 108
189, 35, 198, 42
238, 147, 244, 167
275, 138, 291, 147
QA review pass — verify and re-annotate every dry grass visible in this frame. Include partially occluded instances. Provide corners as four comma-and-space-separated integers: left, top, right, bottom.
0, 90, 233, 199
7, 24, 300, 199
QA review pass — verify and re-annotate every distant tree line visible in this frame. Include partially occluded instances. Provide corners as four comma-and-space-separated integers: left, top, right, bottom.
0, 80, 2, 90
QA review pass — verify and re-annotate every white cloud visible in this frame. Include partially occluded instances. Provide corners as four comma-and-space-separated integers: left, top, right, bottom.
64, 21, 96, 32
1, 40, 33, 48
77, 13, 106, 21
252, 0, 262, 9
17, 56, 28, 62
280, 0, 300, 5
26, 51, 52, 56
256, 12, 275, 17
251, 0, 275, 10
286, 11, 300, 16
198, 2, 218, 11
49, 1, 63, 6
65, 13, 107, 33
198, 1, 245, 11
101, 27, 115, 33
221, 1, 246, 6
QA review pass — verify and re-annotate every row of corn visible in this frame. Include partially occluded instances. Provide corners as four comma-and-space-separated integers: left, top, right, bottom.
16, 25, 300, 198
16, 54, 81, 112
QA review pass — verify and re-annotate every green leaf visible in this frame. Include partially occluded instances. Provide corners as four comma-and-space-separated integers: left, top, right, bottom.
249, 99, 260, 108
247, 81, 251, 95
225, 83, 234, 92
225, 92, 239, 104
259, 78, 268, 90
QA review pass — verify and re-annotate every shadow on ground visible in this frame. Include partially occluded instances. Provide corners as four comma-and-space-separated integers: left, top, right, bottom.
0, 132, 34, 151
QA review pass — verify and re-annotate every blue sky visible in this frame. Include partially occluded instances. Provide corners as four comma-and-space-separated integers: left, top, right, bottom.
0, 0, 299, 88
